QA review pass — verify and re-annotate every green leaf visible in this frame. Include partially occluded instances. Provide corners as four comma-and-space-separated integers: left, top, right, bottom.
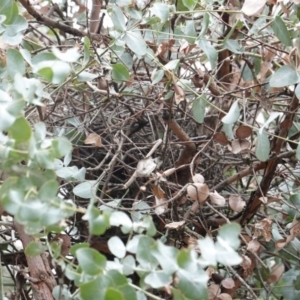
34, 60, 71, 84
70, 243, 90, 256
192, 95, 207, 123
105, 288, 123, 300
269, 66, 299, 87
7, 49, 25, 78
82, 204, 109, 235
83, 36, 90, 65
150, 3, 170, 23
199, 13, 209, 38
182, 0, 197, 10
111, 63, 130, 82
125, 31, 148, 57
52, 137, 72, 158
80, 277, 109, 300
224, 39, 244, 54
76, 247, 106, 275
198, 236, 216, 266
183, 21, 197, 44
9, 117, 31, 142
151, 69, 164, 84
255, 130, 270, 162
197, 39, 217, 69
218, 223, 241, 249
164, 59, 180, 71
77, 71, 98, 82
38, 180, 59, 201
272, 16, 292, 47
110, 5, 126, 31
151, 240, 178, 274
52, 47, 80, 63
215, 241, 242, 266
176, 269, 208, 300
73, 181, 97, 199
222, 100, 240, 124
25, 241, 46, 257
108, 236, 126, 259
296, 143, 300, 160
110, 211, 132, 234
144, 271, 172, 288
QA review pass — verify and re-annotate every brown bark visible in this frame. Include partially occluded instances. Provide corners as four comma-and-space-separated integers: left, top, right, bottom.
90, 0, 102, 33
14, 221, 56, 300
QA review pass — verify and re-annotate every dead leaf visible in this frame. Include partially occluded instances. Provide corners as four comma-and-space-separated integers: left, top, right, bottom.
217, 294, 232, 300
192, 74, 204, 88
152, 184, 168, 215
275, 238, 287, 251
208, 284, 221, 300
236, 125, 252, 139
290, 220, 300, 238
254, 218, 272, 241
136, 157, 159, 177
229, 139, 250, 154
209, 191, 226, 206
267, 264, 285, 284
179, 40, 196, 55
214, 132, 229, 145
221, 278, 235, 289
165, 221, 185, 229
240, 255, 252, 276
187, 183, 209, 204
229, 195, 245, 212
192, 173, 205, 183
84, 133, 102, 147
173, 82, 185, 104
247, 239, 261, 253
241, 0, 267, 16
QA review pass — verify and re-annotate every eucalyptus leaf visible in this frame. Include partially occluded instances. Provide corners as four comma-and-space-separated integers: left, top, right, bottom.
272, 16, 292, 47
269, 66, 299, 88
222, 100, 240, 124
255, 130, 270, 162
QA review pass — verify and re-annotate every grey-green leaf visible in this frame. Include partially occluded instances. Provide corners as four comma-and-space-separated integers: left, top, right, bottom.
7, 49, 25, 78
255, 130, 270, 162
269, 66, 299, 87
272, 16, 292, 47
192, 96, 207, 123
198, 39, 217, 69
222, 100, 240, 124
125, 31, 148, 57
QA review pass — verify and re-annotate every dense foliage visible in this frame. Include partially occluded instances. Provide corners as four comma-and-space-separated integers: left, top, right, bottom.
1, 0, 300, 299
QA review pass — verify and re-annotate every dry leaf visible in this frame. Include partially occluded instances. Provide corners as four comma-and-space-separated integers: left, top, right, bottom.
214, 132, 229, 145
136, 157, 159, 177
209, 191, 226, 206
221, 278, 235, 289
217, 294, 232, 300
165, 221, 185, 229
229, 139, 250, 154
267, 264, 285, 284
208, 284, 221, 300
236, 125, 252, 139
290, 220, 300, 238
152, 184, 168, 215
192, 173, 205, 183
254, 218, 272, 241
275, 238, 287, 251
247, 239, 261, 253
187, 183, 209, 203
84, 133, 102, 147
240, 255, 252, 275
173, 83, 185, 104
241, 0, 267, 16
229, 195, 245, 212
192, 74, 204, 88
